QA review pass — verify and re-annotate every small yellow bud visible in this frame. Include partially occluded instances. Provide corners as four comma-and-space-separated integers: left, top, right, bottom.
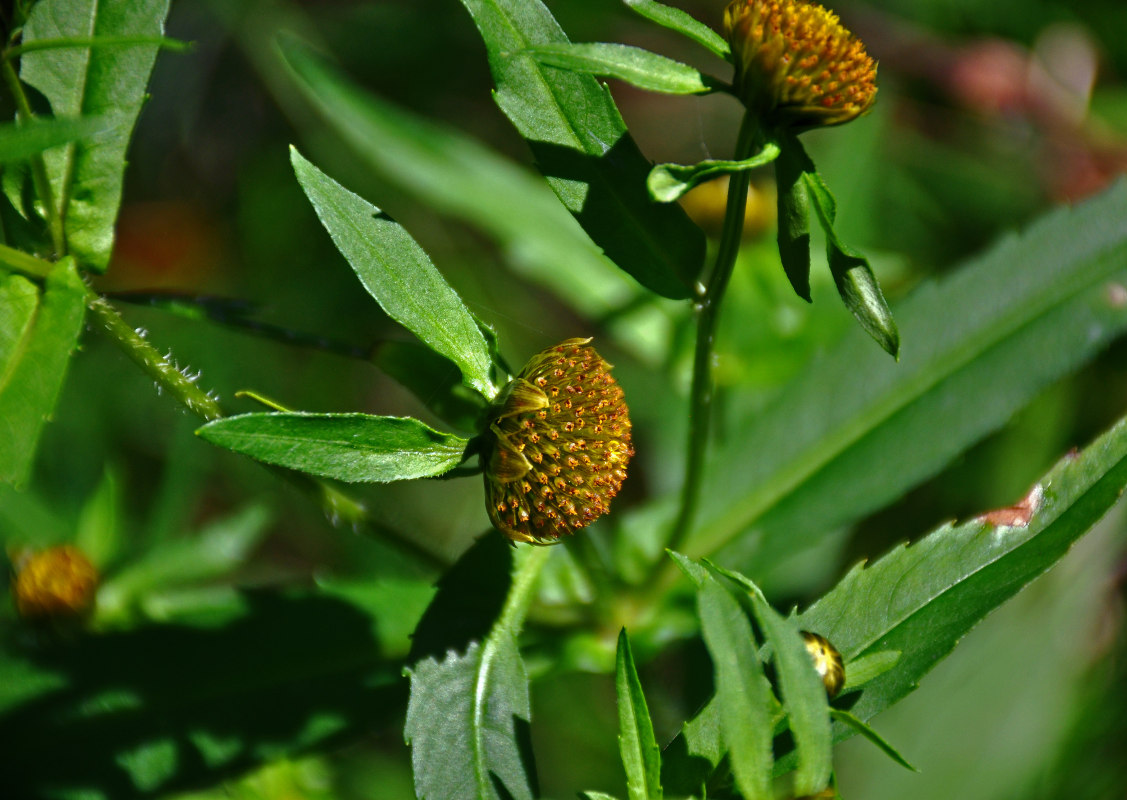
484, 339, 633, 544
12, 545, 99, 620
724, 0, 877, 130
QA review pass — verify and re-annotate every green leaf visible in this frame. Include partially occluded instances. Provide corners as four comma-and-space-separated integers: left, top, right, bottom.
0, 257, 86, 487
840, 650, 901, 693
828, 710, 916, 772
582, 793, 624, 800
615, 629, 663, 800
290, 146, 497, 398
796, 411, 1127, 741
277, 42, 634, 312
196, 412, 469, 483
405, 546, 550, 800
0, 116, 109, 165
20, 0, 171, 271
660, 698, 723, 798
623, 0, 730, 59
692, 180, 1127, 579
74, 466, 123, 569
697, 575, 773, 800
774, 139, 813, 302
373, 341, 488, 434
458, 0, 706, 299
803, 168, 899, 357
648, 144, 781, 203
525, 43, 719, 95
746, 591, 832, 795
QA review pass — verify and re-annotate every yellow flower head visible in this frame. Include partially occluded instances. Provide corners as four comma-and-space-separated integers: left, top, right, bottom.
484, 339, 633, 545
724, 0, 877, 129
12, 545, 99, 620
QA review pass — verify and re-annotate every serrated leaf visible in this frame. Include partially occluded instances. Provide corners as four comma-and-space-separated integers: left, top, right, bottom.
616, 629, 663, 800
648, 144, 781, 203
623, 0, 730, 59
458, 0, 706, 299
828, 710, 916, 772
0, 116, 108, 165
0, 257, 86, 486
19, 0, 171, 271
697, 576, 772, 800
746, 591, 831, 795
693, 180, 1127, 579
405, 546, 549, 800
526, 43, 718, 95
795, 411, 1127, 740
290, 146, 497, 398
196, 412, 469, 483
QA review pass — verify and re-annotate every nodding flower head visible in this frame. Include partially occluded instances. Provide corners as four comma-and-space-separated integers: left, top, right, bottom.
484, 339, 633, 545
724, 0, 877, 130
12, 545, 99, 620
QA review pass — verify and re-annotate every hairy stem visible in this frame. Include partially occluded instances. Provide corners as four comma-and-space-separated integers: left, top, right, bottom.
666, 112, 761, 557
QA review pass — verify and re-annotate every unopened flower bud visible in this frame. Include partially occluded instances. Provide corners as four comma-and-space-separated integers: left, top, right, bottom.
724, 0, 877, 130
484, 339, 633, 544
12, 545, 99, 620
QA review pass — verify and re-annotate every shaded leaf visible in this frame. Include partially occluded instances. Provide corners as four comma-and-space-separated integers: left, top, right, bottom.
648, 144, 781, 203
405, 547, 549, 800
616, 629, 663, 800
623, 0, 730, 59
20, 0, 171, 271
74, 466, 123, 569
373, 340, 488, 434
774, 139, 813, 302
0, 257, 86, 487
660, 698, 723, 798
196, 412, 469, 483
291, 147, 497, 398
458, 0, 706, 299
526, 43, 719, 95
693, 180, 1127, 581
828, 710, 916, 772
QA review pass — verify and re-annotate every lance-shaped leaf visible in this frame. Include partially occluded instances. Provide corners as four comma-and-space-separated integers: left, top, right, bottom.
648, 143, 781, 203
774, 140, 813, 302
196, 412, 469, 483
693, 180, 1127, 578
405, 546, 549, 800
829, 710, 916, 772
459, 0, 706, 299
0, 258, 86, 486
623, 0, 730, 59
616, 629, 663, 800
526, 43, 720, 95
291, 147, 497, 398
794, 411, 1127, 743
19, 0, 171, 271
0, 116, 108, 165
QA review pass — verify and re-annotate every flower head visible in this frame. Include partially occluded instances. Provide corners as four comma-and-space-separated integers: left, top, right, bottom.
12, 545, 99, 620
484, 339, 633, 545
724, 0, 877, 129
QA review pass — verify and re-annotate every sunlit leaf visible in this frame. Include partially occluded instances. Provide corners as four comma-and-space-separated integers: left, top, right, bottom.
615, 629, 663, 800
648, 144, 781, 203
526, 43, 719, 95
623, 0, 730, 58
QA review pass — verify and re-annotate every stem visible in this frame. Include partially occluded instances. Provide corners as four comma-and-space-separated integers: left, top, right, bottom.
495, 545, 552, 634
666, 112, 761, 557
1, 54, 65, 257
0, 242, 52, 279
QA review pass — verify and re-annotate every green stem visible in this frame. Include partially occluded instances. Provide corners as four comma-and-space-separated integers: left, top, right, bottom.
1, 54, 65, 257
666, 112, 761, 557
0, 242, 52, 279
495, 545, 552, 634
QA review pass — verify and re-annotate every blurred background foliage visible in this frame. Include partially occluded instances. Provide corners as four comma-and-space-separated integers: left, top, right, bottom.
2, 0, 1127, 797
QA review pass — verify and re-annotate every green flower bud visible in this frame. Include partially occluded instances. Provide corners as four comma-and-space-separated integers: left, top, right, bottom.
484, 339, 633, 545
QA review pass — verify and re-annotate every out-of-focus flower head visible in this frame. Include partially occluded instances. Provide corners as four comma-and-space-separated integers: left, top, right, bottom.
12, 545, 99, 620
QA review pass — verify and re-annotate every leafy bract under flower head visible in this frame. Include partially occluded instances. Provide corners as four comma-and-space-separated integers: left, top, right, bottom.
724, 0, 877, 130
484, 339, 633, 545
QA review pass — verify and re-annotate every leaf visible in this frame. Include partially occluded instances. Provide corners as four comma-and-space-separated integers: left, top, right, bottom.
616, 629, 663, 800
0, 116, 108, 165
840, 651, 901, 693
774, 139, 813, 302
623, 0, 730, 59
74, 466, 123, 569
373, 341, 488, 434
697, 575, 773, 800
803, 168, 899, 357
405, 546, 550, 800
0, 257, 86, 487
19, 0, 171, 271
647, 144, 781, 203
795, 411, 1127, 741
196, 412, 469, 483
828, 710, 916, 772
582, 793, 624, 800
691, 179, 1127, 579
458, 0, 706, 299
746, 591, 832, 795
290, 146, 497, 398
660, 698, 723, 799
278, 41, 631, 319
525, 43, 719, 95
